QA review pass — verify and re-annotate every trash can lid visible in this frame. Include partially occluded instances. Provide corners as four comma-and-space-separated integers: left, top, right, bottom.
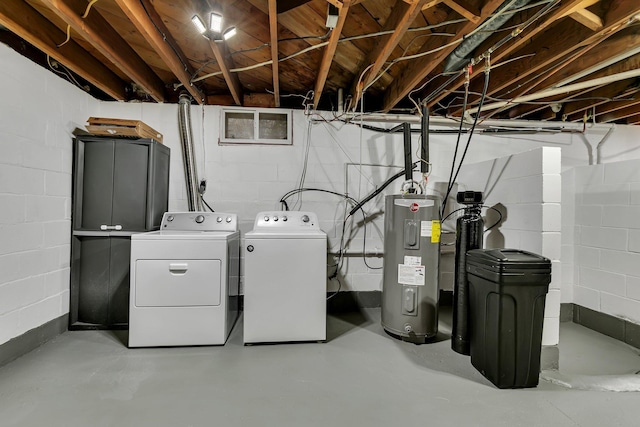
466, 248, 551, 270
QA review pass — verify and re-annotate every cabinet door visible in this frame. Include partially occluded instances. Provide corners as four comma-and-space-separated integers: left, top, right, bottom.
77, 141, 115, 230
77, 237, 111, 325
108, 236, 131, 325
112, 141, 149, 230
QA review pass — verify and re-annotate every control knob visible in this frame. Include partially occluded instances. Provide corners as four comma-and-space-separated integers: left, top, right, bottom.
216, 217, 223, 223
226, 216, 232, 223
301, 214, 310, 223
195, 215, 205, 224
264, 216, 270, 222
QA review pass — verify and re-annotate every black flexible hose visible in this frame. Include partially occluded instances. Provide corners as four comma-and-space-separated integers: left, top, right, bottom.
348, 162, 418, 217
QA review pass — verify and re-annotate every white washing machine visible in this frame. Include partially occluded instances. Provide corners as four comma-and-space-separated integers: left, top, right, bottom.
129, 212, 240, 347
243, 211, 327, 344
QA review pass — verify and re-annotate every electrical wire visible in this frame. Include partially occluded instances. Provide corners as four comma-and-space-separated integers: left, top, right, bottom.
46, 55, 89, 92
441, 67, 490, 217
56, 0, 101, 47
200, 194, 215, 212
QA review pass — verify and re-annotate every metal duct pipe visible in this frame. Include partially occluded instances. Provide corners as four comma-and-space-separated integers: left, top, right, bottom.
443, 0, 533, 73
178, 94, 203, 211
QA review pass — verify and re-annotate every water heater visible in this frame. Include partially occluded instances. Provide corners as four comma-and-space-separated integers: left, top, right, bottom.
382, 194, 441, 343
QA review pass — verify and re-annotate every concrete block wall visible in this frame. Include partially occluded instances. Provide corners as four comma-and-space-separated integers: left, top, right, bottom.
0, 44, 95, 345
454, 147, 562, 346
571, 160, 640, 324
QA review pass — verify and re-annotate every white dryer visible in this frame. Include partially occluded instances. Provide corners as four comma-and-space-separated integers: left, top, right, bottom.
129, 212, 240, 347
243, 211, 327, 344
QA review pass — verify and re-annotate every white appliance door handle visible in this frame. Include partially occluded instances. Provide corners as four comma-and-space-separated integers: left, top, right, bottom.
169, 263, 188, 274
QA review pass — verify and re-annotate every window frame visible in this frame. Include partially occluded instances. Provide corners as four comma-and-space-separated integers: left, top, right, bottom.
219, 108, 293, 145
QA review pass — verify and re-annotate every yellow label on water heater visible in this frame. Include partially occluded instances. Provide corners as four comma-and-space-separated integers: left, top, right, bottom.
431, 220, 441, 243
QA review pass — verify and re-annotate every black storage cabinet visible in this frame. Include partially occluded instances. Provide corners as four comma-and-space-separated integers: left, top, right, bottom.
466, 249, 551, 389
70, 135, 169, 329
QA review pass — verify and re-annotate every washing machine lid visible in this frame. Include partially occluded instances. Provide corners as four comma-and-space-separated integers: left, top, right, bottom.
132, 230, 239, 240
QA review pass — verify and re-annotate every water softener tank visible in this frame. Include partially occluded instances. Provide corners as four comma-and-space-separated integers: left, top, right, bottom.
382, 194, 441, 343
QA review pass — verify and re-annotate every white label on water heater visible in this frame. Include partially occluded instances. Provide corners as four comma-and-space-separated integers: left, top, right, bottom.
404, 256, 421, 266
398, 264, 426, 286
421, 221, 432, 237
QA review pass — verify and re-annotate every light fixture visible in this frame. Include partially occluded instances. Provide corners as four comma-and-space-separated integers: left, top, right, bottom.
223, 26, 237, 40
191, 8, 236, 41
191, 15, 207, 34
209, 12, 223, 33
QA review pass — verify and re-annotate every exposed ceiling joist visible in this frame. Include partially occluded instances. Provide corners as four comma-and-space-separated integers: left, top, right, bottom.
382, 0, 504, 112
501, 30, 640, 118
208, 40, 243, 105
461, 0, 640, 118
601, 101, 640, 123
426, 0, 606, 110
40, 0, 166, 102
114, 0, 204, 104
350, 0, 426, 107
442, 0, 481, 23
570, 8, 604, 31
0, 0, 127, 100
314, 0, 352, 109
268, 0, 280, 107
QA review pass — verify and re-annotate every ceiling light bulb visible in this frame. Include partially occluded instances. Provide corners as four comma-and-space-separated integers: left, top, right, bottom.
210, 12, 223, 33
223, 26, 237, 40
191, 15, 207, 34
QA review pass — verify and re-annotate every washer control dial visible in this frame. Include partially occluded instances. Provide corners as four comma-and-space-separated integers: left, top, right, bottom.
216, 217, 223, 223
282, 216, 287, 221
301, 214, 310, 223
226, 216, 232, 223
167, 215, 174, 222
195, 215, 205, 224
264, 216, 270, 222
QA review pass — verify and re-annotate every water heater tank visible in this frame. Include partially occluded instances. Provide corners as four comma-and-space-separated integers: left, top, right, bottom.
382, 194, 441, 343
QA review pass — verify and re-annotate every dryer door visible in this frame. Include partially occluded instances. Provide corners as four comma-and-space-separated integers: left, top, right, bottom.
135, 259, 221, 307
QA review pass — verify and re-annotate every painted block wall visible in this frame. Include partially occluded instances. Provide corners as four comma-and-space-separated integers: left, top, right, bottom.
453, 148, 562, 346
571, 160, 640, 325
0, 44, 96, 345
3, 41, 639, 345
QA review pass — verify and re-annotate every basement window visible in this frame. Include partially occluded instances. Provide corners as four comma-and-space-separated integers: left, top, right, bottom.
220, 108, 292, 145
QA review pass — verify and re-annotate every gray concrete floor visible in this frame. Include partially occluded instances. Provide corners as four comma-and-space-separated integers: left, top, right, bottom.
1, 308, 639, 427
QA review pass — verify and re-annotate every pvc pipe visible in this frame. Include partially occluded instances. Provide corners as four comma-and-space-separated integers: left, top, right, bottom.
467, 68, 640, 115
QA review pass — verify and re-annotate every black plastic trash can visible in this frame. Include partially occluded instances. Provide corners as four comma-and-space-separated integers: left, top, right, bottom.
466, 249, 551, 389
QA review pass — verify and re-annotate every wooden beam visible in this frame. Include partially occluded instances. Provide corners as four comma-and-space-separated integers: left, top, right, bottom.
626, 114, 640, 125
425, 0, 605, 110
268, 0, 280, 107
459, 0, 640, 117
351, 0, 426, 106
314, 0, 352, 109
570, 9, 603, 31
40, 0, 165, 102
114, 0, 204, 104
382, 0, 504, 112
422, 1, 444, 11
443, 0, 480, 23
277, 0, 312, 14
600, 102, 640, 123
208, 40, 243, 106
0, 0, 127, 100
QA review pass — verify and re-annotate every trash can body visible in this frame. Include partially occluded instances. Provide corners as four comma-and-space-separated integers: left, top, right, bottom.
466, 249, 551, 389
